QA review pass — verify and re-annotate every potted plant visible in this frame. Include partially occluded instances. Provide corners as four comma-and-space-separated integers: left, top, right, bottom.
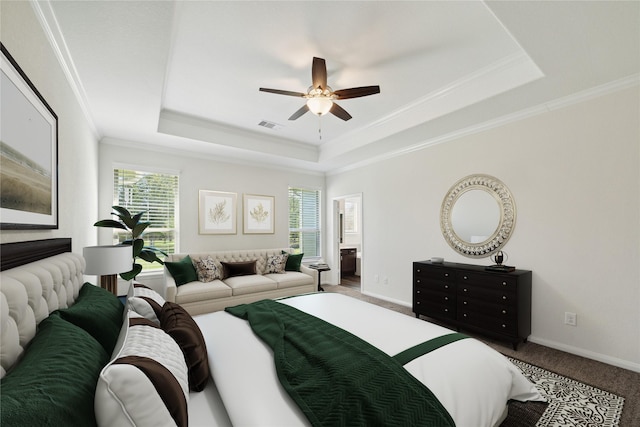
94, 206, 166, 280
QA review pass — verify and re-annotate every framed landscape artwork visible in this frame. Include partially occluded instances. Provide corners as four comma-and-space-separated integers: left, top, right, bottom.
199, 190, 237, 234
0, 44, 58, 229
243, 194, 274, 234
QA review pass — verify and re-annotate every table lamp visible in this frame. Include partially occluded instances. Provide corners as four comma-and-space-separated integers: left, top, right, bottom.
83, 245, 132, 295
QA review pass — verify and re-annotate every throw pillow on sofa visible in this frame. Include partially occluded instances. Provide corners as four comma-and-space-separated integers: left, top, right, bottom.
265, 253, 288, 274
283, 251, 304, 272
165, 255, 198, 286
192, 256, 223, 282
220, 260, 257, 278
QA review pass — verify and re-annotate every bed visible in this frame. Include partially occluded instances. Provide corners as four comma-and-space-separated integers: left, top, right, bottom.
194, 292, 543, 427
0, 239, 542, 427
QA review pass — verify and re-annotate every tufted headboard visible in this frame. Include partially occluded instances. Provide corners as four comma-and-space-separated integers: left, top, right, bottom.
0, 238, 85, 378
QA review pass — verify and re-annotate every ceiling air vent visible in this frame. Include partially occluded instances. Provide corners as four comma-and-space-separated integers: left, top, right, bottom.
258, 120, 284, 131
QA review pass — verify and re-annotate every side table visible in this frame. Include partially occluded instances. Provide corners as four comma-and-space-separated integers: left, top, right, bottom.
309, 264, 330, 292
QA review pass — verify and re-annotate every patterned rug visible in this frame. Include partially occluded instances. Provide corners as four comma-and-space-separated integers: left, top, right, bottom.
508, 357, 625, 427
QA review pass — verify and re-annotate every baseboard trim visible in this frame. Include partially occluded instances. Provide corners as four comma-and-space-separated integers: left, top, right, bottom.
360, 290, 412, 308
528, 336, 640, 373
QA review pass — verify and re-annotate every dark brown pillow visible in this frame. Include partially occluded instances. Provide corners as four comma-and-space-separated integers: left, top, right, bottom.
220, 260, 257, 278
159, 301, 210, 392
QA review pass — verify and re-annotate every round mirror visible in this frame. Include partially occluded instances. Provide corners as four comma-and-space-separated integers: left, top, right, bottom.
441, 174, 516, 258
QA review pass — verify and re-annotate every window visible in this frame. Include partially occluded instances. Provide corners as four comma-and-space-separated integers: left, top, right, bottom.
344, 198, 358, 233
288, 187, 321, 258
113, 168, 179, 272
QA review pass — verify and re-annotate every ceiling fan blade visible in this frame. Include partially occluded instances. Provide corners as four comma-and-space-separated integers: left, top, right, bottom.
289, 104, 310, 120
259, 88, 306, 97
330, 103, 352, 121
312, 57, 327, 90
333, 86, 380, 99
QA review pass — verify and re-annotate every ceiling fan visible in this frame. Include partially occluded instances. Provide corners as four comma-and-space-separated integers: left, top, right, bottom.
259, 57, 380, 121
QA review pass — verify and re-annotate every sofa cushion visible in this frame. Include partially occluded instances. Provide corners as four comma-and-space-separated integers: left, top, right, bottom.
56, 282, 124, 354
264, 271, 315, 289
224, 274, 277, 296
159, 302, 210, 392
265, 253, 288, 274
165, 255, 198, 286
174, 280, 232, 304
283, 252, 304, 272
0, 313, 109, 427
127, 283, 165, 325
221, 260, 257, 278
192, 256, 223, 282
95, 311, 189, 427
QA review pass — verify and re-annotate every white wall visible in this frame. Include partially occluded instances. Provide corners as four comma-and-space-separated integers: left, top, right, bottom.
326, 86, 640, 371
98, 140, 325, 292
0, 1, 99, 252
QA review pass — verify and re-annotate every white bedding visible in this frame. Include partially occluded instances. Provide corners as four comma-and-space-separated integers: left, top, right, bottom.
194, 293, 543, 427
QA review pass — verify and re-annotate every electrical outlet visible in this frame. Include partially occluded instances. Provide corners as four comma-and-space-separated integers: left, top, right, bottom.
374, 274, 379, 283
383, 276, 389, 285
564, 312, 577, 326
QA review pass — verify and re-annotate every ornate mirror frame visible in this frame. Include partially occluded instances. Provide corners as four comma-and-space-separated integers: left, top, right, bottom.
440, 174, 516, 258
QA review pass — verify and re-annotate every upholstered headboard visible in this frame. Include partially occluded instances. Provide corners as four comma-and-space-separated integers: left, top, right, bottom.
0, 239, 84, 377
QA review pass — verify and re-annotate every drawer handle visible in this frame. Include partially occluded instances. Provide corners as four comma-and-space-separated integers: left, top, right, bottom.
502, 324, 506, 328
502, 309, 507, 314
416, 290, 421, 294
416, 301, 421, 305
444, 296, 448, 301
444, 284, 449, 289
463, 288, 468, 292
463, 276, 468, 280
463, 313, 467, 317
463, 301, 468, 305
444, 273, 449, 277
417, 279, 421, 283
502, 281, 507, 286
502, 295, 507, 300
444, 308, 448, 312
417, 269, 421, 273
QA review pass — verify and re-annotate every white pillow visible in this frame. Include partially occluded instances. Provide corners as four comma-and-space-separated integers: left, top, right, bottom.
127, 283, 165, 324
95, 310, 189, 427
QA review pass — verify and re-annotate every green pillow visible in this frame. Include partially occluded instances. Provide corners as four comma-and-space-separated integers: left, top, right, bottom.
0, 313, 109, 427
57, 283, 124, 354
283, 251, 304, 272
165, 255, 198, 286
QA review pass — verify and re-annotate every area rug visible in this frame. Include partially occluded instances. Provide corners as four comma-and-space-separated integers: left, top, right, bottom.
507, 357, 625, 427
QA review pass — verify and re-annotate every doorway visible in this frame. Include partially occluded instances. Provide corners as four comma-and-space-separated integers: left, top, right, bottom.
334, 194, 362, 290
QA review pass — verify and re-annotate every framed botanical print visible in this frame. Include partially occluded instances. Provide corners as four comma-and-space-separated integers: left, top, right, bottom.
1, 43, 58, 229
243, 194, 274, 234
199, 190, 237, 234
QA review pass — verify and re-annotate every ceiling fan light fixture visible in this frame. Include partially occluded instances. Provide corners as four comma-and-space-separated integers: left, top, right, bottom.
306, 97, 333, 116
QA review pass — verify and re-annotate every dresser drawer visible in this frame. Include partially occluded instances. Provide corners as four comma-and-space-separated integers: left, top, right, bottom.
457, 310, 517, 335
415, 287, 456, 305
458, 298, 516, 319
414, 266, 455, 282
414, 299, 456, 320
458, 283, 515, 304
414, 278, 455, 294
457, 271, 517, 290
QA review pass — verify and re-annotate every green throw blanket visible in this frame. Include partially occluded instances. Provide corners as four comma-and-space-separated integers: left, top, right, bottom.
226, 299, 456, 427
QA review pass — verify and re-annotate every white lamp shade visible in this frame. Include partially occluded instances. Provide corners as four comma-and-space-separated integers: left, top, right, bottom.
306, 97, 333, 116
83, 245, 132, 275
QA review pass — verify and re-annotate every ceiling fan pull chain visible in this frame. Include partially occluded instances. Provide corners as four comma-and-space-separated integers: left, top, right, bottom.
318, 116, 322, 141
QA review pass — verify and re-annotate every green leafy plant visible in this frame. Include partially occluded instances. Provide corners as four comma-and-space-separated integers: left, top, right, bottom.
94, 206, 166, 280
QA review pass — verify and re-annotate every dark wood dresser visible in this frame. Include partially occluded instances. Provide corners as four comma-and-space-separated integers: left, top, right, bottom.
413, 260, 532, 350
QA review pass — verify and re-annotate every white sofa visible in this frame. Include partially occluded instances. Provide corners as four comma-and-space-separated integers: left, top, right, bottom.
164, 249, 317, 315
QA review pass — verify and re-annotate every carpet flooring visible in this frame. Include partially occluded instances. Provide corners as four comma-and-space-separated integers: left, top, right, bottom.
325, 284, 639, 427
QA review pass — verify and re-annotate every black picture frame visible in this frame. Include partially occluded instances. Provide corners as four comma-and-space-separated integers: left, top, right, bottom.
0, 43, 59, 230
